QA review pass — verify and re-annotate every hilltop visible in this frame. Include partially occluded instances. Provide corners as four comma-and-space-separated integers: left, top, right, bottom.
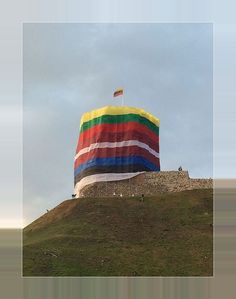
23, 189, 213, 276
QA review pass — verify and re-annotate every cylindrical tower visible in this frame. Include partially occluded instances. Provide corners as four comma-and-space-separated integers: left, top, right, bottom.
74, 106, 160, 197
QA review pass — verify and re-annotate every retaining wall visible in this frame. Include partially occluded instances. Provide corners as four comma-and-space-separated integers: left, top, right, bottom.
79, 171, 213, 198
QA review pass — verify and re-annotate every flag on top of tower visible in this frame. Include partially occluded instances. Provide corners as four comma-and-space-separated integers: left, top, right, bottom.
113, 88, 124, 97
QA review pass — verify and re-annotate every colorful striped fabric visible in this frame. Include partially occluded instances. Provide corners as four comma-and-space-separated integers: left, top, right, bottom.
74, 106, 160, 196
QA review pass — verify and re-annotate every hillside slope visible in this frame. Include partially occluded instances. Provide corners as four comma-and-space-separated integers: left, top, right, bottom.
23, 189, 213, 276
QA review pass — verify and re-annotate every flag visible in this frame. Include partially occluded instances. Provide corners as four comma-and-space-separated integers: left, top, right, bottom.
113, 88, 123, 97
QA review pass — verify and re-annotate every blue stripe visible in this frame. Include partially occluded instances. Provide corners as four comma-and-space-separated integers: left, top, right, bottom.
74, 156, 159, 177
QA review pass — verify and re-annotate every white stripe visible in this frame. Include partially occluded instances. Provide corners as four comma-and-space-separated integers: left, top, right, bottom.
74, 172, 143, 196
74, 140, 159, 161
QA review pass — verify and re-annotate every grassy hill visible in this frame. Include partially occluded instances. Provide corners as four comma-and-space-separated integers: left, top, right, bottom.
23, 189, 213, 276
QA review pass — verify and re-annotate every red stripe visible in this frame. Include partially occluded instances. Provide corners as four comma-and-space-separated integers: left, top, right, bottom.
74, 145, 160, 168
76, 130, 159, 154
114, 90, 123, 97
77, 122, 159, 152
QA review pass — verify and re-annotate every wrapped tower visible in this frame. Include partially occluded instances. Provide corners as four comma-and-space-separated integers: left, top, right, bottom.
74, 106, 160, 197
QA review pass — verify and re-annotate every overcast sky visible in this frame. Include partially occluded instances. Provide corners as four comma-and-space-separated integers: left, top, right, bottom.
23, 23, 212, 225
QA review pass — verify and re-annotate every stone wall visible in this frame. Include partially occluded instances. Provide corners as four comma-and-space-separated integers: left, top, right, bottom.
79, 171, 213, 198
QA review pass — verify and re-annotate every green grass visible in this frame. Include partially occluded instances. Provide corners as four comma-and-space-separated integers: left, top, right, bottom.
23, 189, 213, 276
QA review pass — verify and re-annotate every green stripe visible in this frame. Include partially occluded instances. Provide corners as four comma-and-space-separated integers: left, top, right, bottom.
80, 114, 159, 135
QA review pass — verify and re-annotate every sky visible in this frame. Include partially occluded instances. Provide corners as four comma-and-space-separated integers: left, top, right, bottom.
23, 23, 213, 225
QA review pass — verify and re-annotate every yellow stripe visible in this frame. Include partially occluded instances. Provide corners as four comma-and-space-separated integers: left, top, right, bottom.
114, 88, 123, 93
80, 106, 160, 127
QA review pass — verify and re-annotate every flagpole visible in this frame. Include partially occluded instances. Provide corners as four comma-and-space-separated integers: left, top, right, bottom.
114, 88, 124, 105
